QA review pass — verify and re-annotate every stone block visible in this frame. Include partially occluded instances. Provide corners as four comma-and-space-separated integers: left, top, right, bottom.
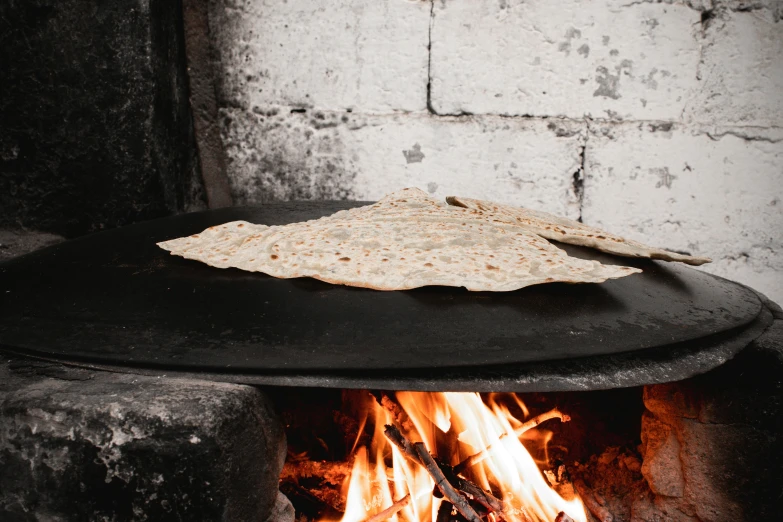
220, 108, 586, 218
430, 0, 702, 120
0, 229, 65, 262
676, 417, 781, 522
0, 0, 202, 237
640, 320, 783, 520
209, 0, 430, 112
0, 358, 286, 521
684, 7, 783, 127
643, 384, 700, 420
640, 412, 685, 498
583, 123, 783, 305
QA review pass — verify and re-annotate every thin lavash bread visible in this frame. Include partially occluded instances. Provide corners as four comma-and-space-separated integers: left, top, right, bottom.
157, 188, 641, 291
446, 196, 711, 266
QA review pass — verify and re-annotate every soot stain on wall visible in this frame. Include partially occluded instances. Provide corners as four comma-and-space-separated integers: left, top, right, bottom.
220, 108, 359, 204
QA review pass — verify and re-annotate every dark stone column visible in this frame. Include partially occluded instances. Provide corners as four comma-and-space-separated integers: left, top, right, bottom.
0, 0, 204, 238
0, 358, 286, 521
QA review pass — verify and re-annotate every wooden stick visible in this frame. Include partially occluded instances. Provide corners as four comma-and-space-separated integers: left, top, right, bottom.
449, 475, 505, 514
554, 512, 575, 522
454, 408, 571, 474
384, 424, 421, 462
371, 392, 414, 433
383, 425, 482, 522
414, 443, 483, 522
515, 408, 571, 435
573, 479, 613, 522
363, 494, 411, 522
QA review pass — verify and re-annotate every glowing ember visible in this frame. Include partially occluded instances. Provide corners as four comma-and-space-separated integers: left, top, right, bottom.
333, 392, 586, 522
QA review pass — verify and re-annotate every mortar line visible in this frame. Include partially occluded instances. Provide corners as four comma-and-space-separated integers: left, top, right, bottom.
426, 0, 436, 115
573, 124, 588, 223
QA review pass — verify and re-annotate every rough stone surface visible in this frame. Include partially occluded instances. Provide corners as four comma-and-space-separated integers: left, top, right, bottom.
583, 123, 783, 305
220, 109, 586, 218
208, 0, 430, 112
0, 357, 286, 521
265, 491, 295, 522
640, 317, 783, 521
684, 7, 783, 127
430, 0, 702, 119
0, 229, 65, 262
640, 412, 685, 498
0, 0, 203, 238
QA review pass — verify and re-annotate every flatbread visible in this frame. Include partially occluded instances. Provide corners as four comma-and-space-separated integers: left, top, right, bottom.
446, 196, 711, 266
158, 188, 640, 291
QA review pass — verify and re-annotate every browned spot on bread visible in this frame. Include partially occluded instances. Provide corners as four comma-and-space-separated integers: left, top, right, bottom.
382, 258, 389, 262
270, 254, 278, 260
338, 257, 351, 261
424, 262, 433, 267
237, 223, 244, 227
486, 265, 499, 270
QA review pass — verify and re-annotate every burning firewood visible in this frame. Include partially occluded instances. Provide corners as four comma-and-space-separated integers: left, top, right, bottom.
436, 501, 456, 522
554, 512, 576, 522
370, 391, 415, 433
454, 408, 571, 474
573, 479, 613, 522
384, 424, 483, 522
362, 494, 411, 522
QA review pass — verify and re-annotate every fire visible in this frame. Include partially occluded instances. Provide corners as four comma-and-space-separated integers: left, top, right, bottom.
335, 392, 586, 522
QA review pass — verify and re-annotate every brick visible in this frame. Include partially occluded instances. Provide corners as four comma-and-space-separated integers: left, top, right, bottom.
219, 107, 586, 218
209, 0, 430, 112
583, 123, 783, 305
0, 358, 286, 521
430, 0, 702, 120
684, 8, 783, 126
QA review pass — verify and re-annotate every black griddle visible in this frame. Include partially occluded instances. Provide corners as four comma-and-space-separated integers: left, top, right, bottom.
0, 202, 770, 391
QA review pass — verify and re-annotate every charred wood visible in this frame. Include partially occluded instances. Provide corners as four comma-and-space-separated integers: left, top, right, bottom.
383, 425, 482, 522
371, 391, 415, 433
415, 443, 484, 522
573, 479, 613, 522
555, 512, 576, 522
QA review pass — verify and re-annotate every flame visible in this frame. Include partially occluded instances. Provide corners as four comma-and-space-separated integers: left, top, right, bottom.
334, 392, 585, 522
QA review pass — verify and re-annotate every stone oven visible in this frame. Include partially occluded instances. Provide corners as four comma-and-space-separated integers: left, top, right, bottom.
1, 203, 780, 521
2, 1, 781, 520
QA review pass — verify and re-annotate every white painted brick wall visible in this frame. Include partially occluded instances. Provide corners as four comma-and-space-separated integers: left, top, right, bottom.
220, 107, 585, 218
431, 0, 702, 120
583, 123, 783, 301
208, 0, 783, 303
208, 0, 430, 112
684, 8, 783, 126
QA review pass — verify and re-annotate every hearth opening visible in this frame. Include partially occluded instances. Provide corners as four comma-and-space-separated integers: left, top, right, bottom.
269, 387, 646, 522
